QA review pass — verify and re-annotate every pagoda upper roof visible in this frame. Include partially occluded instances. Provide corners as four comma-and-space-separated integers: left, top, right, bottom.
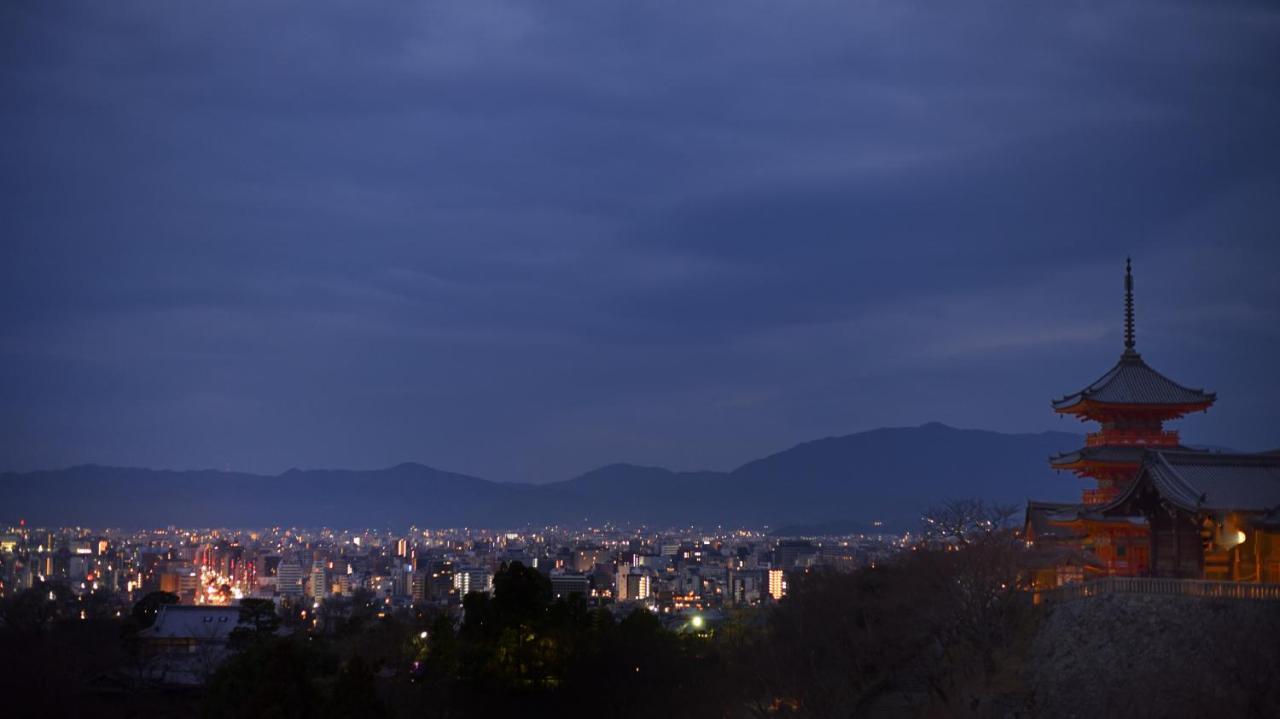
1052, 260, 1215, 414
1051, 350, 1215, 413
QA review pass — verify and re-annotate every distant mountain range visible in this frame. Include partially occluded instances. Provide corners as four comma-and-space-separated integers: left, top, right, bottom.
1, 423, 1086, 531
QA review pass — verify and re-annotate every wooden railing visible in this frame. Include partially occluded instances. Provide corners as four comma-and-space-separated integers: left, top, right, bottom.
1032, 577, 1280, 605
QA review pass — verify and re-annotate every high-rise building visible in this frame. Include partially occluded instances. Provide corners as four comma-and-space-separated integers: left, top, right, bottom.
616, 566, 651, 601
308, 561, 328, 600
277, 559, 305, 598
774, 541, 816, 569
615, 565, 629, 600
327, 572, 349, 597
628, 573, 651, 601
391, 564, 414, 598
767, 568, 786, 601
453, 567, 493, 596
410, 571, 427, 603
549, 571, 589, 600
157, 562, 200, 600
726, 568, 765, 606
430, 564, 455, 600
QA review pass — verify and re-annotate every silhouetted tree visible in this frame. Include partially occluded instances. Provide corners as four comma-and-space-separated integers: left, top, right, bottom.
921, 498, 1019, 546
323, 655, 385, 719
202, 637, 332, 719
229, 597, 280, 648
130, 590, 179, 629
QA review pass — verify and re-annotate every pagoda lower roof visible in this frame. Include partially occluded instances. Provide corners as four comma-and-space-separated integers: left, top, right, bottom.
1052, 350, 1215, 413
1025, 500, 1146, 539
1025, 500, 1088, 541
1050, 445, 1171, 468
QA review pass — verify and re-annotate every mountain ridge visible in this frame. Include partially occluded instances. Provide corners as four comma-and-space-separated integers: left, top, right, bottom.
2, 423, 1088, 529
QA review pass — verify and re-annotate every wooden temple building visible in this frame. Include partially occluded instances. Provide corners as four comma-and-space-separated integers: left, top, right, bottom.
1025, 261, 1280, 588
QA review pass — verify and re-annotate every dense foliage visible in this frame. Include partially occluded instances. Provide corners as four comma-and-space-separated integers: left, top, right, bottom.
5, 536, 1278, 718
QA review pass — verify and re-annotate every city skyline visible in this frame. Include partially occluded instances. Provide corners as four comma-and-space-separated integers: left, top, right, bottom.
4, 4, 1279, 716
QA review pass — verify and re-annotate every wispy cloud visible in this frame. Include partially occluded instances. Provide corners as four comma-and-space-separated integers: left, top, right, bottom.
2, 0, 1278, 480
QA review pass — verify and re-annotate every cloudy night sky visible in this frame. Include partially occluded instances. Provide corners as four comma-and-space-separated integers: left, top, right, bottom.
3, 1, 1278, 482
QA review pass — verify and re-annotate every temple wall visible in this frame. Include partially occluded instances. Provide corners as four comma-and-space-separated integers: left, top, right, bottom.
1149, 511, 1203, 578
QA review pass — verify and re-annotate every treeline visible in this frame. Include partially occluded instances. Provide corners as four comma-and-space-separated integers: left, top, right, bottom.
11, 519, 1276, 717
197, 525, 1034, 718
0, 530, 1036, 718
205, 562, 734, 718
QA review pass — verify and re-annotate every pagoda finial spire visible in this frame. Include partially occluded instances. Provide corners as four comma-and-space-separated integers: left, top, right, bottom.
1124, 257, 1136, 353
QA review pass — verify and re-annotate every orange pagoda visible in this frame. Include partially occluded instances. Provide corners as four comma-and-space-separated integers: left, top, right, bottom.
1027, 261, 1280, 588
1027, 259, 1216, 582
1050, 259, 1215, 505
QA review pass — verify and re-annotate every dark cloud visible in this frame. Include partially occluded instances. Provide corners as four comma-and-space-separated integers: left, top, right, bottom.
3, 1, 1278, 482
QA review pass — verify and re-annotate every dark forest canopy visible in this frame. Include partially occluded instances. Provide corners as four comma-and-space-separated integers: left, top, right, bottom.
5, 545, 1279, 718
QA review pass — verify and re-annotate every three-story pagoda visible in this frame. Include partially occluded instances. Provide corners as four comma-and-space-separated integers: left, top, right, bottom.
1028, 260, 1216, 581
1050, 259, 1215, 506
1028, 260, 1280, 589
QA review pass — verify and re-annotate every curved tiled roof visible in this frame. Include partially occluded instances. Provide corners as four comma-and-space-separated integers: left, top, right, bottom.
139, 605, 245, 641
1049, 445, 1150, 468
1052, 351, 1215, 411
1102, 450, 1280, 514
1024, 500, 1087, 541
1142, 450, 1280, 512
